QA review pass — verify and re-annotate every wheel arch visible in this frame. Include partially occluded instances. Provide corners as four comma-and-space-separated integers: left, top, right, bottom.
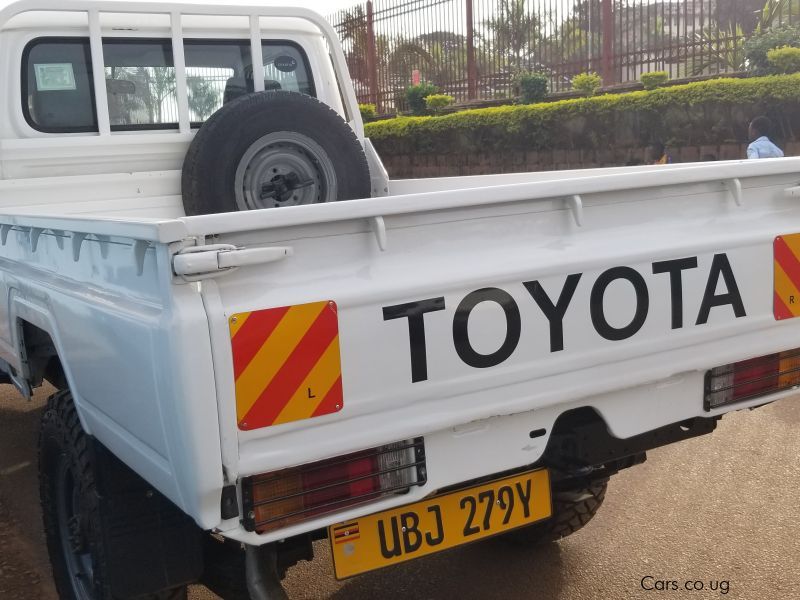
10, 294, 85, 421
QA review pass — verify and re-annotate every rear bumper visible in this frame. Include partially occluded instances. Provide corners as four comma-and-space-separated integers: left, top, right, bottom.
213, 367, 771, 545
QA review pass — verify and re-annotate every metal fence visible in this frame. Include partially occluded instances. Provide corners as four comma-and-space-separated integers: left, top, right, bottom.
329, 0, 799, 113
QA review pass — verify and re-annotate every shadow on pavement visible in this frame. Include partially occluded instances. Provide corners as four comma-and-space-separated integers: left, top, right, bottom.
327, 537, 566, 600
0, 386, 56, 599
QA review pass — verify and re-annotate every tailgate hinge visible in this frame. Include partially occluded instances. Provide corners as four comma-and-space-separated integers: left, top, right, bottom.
173, 243, 292, 281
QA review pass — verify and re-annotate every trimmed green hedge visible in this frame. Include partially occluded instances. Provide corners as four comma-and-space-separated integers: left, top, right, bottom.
365, 75, 800, 156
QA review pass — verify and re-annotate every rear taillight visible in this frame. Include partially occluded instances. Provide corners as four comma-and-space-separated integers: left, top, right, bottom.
704, 349, 800, 410
242, 439, 426, 533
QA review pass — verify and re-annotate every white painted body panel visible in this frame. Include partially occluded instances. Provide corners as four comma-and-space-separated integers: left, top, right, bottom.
189, 158, 800, 542
3, 157, 798, 541
0, 216, 224, 527
1, 0, 800, 546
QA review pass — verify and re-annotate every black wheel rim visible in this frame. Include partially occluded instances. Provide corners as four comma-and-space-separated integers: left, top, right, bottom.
56, 455, 97, 600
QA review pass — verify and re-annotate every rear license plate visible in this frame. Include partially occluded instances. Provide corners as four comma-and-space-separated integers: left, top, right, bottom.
329, 469, 551, 579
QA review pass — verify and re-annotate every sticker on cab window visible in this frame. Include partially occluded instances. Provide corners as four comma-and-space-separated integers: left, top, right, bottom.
274, 55, 298, 72
34, 63, 77, 91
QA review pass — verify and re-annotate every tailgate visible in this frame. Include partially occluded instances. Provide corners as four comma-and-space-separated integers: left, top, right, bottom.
183, 160, 800, 481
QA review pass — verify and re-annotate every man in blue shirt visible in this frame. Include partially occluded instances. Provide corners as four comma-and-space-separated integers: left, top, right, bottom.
747, 116, 784, 159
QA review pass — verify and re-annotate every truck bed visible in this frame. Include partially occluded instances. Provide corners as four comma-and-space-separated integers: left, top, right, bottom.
1, 157, 799, 542
0, 160, 726, 218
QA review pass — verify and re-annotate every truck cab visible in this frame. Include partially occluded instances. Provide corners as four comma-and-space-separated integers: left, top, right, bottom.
0, 1, 366, 194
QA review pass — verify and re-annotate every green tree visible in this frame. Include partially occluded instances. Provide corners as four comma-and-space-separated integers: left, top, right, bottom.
542, 15, 590, 67
388, 32, 476, 91
717, 0, 775, 34
127, 67, 176, 123
689, 25, 747, 75
759, 0, 800, 31
687, 0, 800, 76
338, 6, 370, 82
538, 1, 671, 83
481, 0, 543, 72
187, 76, 219, 121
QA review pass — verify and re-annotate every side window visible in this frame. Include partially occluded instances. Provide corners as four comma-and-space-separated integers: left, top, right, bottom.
262, 42, 315, 97
103, 39, 178, 128
23, 38, 97, 132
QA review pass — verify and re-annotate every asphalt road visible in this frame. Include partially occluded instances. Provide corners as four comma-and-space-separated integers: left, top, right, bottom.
2, 384, 800, 600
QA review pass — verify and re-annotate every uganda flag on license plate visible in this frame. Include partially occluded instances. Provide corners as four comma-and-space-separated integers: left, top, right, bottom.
230, 301, 343, 430
332, 522, 360, 544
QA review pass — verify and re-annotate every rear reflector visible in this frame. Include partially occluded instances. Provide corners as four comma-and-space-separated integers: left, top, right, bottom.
704, 349, 800, 410
242, 439, 426, 533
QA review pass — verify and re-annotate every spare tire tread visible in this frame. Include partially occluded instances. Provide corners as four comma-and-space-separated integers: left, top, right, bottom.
182, 91, 371, 216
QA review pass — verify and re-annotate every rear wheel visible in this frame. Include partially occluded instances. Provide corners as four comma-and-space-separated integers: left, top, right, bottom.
503, 480, 608, 545
39, 390, 188, 600
182, 91, 371, 215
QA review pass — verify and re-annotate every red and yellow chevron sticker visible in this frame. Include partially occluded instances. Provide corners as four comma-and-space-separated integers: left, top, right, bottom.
774, 234, 800, 320
230, 301, 343, 430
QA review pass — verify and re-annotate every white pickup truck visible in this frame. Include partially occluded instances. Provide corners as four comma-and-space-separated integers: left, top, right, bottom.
2, 1, 800, 599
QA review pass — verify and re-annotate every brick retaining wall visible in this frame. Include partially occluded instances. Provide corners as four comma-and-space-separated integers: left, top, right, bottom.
380, 142, 800, 179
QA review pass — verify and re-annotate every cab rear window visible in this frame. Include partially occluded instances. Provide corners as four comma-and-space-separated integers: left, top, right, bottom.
184, 40, 316, 121
22, 37, 315, 133
104, 38, 177, 129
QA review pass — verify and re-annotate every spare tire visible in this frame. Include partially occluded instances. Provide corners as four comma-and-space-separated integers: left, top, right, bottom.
181, 91, 371, 215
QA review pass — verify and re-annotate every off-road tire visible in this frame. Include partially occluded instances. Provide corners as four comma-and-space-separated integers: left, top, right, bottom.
39, 389, 187, 600
503, 480, 608, 545
181, 91, 371, 215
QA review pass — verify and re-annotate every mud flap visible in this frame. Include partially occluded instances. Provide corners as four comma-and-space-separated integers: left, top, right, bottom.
94, 442, 203, 598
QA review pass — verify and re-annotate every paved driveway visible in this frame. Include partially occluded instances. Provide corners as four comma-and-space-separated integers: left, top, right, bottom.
2, 385, 798, 599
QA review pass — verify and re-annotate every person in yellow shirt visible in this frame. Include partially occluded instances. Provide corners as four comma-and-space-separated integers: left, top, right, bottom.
648, 141, 671, 164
